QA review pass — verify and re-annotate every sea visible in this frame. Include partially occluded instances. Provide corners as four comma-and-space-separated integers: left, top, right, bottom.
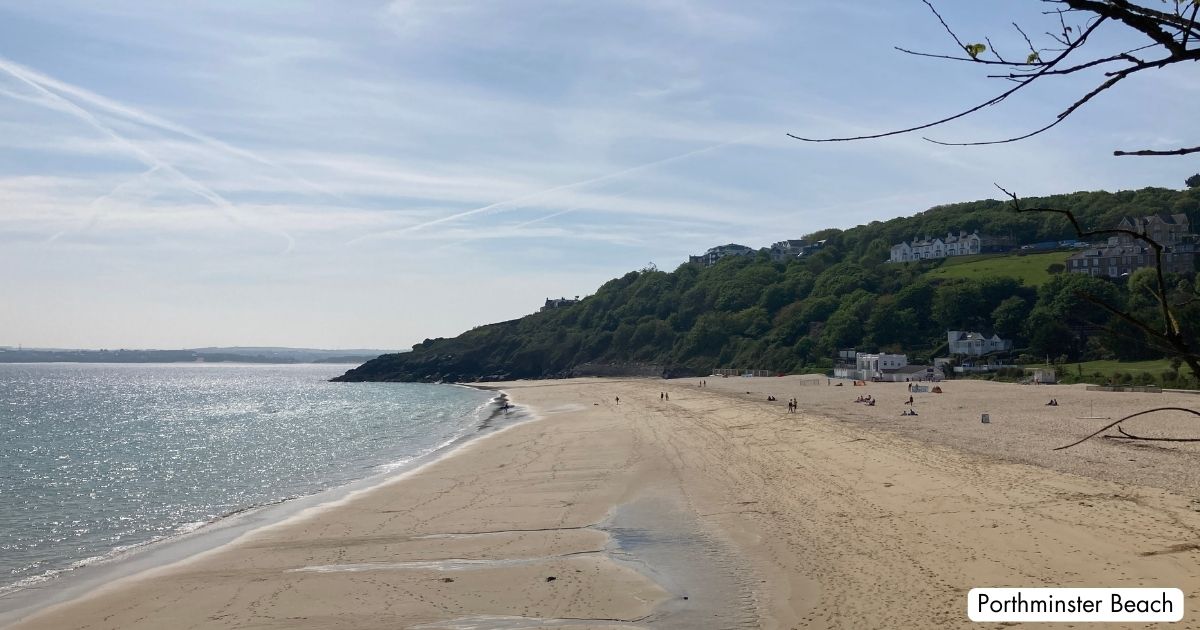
0, 362, 498, 603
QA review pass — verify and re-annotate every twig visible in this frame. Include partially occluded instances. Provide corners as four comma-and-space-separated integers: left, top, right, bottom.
1114, 145, 1200, 156
788, 16, 1107, 144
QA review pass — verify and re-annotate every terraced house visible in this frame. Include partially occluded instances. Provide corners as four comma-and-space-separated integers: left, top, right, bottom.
1067, 213, 1196, 278
886, 229, 986, 263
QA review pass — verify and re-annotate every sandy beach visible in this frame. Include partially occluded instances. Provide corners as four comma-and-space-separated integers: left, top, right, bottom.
6, 376, 1200, 629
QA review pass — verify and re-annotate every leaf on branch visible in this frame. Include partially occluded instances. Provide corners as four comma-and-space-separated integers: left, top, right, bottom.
965, 43, 987, 59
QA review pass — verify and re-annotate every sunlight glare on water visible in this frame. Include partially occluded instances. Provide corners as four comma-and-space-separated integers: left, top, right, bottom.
0, 363, 493, 594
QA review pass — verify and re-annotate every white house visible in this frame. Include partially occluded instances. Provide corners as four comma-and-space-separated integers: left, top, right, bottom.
889, 231, 983, 263
947, 331, 1012, 356
834, 352, 942, 381
856, 352, 907, 376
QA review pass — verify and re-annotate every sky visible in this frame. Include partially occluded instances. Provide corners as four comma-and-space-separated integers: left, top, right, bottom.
0, 1, 1194, 350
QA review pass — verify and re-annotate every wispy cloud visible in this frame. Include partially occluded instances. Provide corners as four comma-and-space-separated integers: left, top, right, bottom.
0, 1, 1187, 348
349, 132, 770, 244
0, 58, 297, 252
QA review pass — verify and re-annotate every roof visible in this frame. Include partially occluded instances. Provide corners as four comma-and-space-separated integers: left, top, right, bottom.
900, 230, 981, 247
1067, 244, 1149, 259
1119, 213, 1191, 229
950, 330, 1008, 342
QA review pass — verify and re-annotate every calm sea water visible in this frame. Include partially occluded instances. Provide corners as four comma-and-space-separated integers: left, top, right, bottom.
0, 363, 495, 595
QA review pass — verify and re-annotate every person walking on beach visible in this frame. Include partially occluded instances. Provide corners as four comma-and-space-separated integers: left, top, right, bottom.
664, 392, 669, 401
615, 396, 620, 405
660, 392, 664, 400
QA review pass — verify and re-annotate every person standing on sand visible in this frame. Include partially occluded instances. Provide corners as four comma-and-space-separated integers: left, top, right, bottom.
660, 392, 664, 400
665, 392, 669, 401
615, 396, 620, 405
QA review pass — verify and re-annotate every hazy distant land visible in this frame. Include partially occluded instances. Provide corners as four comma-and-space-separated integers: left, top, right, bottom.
0, 346, 401, 364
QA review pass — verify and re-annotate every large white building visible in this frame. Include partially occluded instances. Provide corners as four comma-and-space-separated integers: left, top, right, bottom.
857, 352, 906, 376
889, 231, 983, 263
834, 351, 944, 381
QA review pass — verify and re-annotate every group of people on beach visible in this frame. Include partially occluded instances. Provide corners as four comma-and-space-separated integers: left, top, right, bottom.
698, 379, 707, 387
659, 391, 670, 401
854, 391, 925, 416
1046, 398, 1059, 406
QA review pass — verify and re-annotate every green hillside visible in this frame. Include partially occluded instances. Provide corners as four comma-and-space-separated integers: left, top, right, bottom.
336, 187, 1200, 384
925, 251, 1073, 287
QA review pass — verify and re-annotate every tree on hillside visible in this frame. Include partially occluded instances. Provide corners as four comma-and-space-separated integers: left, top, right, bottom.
1188, 173, 1200, 188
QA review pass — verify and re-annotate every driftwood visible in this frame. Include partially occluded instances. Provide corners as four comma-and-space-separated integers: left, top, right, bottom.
1054, 407, 1200, 450
1108, 425, 1200, 442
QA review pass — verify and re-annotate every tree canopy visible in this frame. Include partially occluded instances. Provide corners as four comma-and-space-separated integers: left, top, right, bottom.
337, 186, 1200, 384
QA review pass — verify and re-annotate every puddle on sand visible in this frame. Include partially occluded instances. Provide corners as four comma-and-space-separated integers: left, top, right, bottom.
602, 495, 760, 630
407, 494, 760, 630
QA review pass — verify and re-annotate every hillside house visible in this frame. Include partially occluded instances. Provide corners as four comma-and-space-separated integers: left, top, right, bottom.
688, 243, 756, 267
769, 239, 808, 262
1066, 213, 1196, 277
889, 231, 982, 263
540, 296, 580, 312
947, 331, 1012, 356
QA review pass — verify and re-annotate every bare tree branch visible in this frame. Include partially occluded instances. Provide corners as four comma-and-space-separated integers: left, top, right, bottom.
921, 0, 970, 52
787, 16, 1107, 144
1114, 145, 1200, 156
790, 2, 1199, 156
1107, 425, 1200, 442
1054, 407, 1200, 450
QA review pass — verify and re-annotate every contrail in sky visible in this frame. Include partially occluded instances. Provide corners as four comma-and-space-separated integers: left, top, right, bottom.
0, 59, 295, 252
347, 131, 768, 246
45, 165, 163, 243
430, 183, 646, 252
0, 55, 335, 199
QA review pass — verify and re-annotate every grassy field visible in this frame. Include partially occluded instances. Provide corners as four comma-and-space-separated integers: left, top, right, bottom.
1019, 359, 1194, 388
1051, 359, 1174, 377
925, 250, 1072, 286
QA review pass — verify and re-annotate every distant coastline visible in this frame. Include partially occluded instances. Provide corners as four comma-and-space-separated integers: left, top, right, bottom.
0, 346, 401, 365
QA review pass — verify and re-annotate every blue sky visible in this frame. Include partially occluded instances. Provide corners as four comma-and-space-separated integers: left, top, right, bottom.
0, 1, 1194, 349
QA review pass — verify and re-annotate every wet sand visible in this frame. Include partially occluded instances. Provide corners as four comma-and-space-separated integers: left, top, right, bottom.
6, 377, 1200, 629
